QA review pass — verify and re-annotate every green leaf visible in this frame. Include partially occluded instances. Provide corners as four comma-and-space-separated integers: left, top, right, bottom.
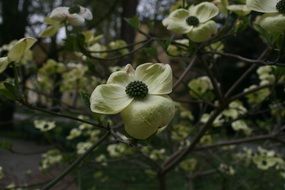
0, 88, 15, 100
80, 91, 91, 107
125, 16, 140, 29
3, 82, 19, 100
64, 33, 85, 51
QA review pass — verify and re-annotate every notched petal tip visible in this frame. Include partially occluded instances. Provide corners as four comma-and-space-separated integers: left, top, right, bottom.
192, 2, 219, 23
79, 6, 93, 20
124, 64, 135, 74
135, 63, 173, 95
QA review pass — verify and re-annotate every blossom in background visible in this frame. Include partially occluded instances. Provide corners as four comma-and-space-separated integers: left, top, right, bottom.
219, 163, 235, 175
223, 100, 247, 120
107, 144, 133, 157
167, 39, 189, 56
40, 5, 93, 37
34, 120, 56, 132
257, 65, 276, 84
67, 128, 82, 140
90, 63, 175, 139
252, 147, 282, 170
40, 149, 63, 170
162, 2, 219, 42
179, 158, 197, 172
247, 0, 285, 33
49, 5, 93, 26
231, 120, 252, 136
0, 37, 36, 73
200, 113, 224, 127
188, 76, 214, 99
244, 85, 270, 105
77, 142, 93, 155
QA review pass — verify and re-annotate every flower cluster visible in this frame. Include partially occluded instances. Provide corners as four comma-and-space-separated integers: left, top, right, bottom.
40, 149, 63, 170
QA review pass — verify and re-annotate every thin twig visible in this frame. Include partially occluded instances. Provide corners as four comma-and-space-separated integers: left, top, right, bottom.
19, 100, 107, 130
41, 131, 110, 190
225, 48, 270, 97
173, 56, 197, 90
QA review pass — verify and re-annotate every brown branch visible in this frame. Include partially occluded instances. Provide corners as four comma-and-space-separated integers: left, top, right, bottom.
18, 100, 107, 130
42, 131, 110, 190
159, 106, 225, 175
222, 48, 270, 98
194, 133, 283, 151
173, 55, 197, 90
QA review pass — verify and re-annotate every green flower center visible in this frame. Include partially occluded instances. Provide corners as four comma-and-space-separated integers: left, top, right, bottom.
276, 0, 285, 14
261, 160, 267, 166
186, 16, 200, 27
69, 5, 81, 14
125, 81, 148, 99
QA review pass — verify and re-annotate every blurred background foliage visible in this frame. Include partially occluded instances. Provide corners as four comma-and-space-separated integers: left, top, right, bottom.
0, 0, 285, 189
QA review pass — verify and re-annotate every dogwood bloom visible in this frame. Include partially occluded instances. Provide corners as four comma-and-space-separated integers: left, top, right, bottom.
162, 2, 219, 42
0, 37, 36, 73
90, 63, 175, 139
247, 0, 285, 33
49, 5, 93, 26
34, 120, 56, 132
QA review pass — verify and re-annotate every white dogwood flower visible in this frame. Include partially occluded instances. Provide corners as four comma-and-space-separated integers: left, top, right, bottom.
90, 63, 175, 139
247, 0, 285, 33
162, 2, 219, 42
49, 5, 93, 26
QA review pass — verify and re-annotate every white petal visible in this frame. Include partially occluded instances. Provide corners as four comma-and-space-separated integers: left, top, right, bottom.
246, 0, 278, 13
79, 6, 93, 20
107, 64, 135, 87
107, 71, 134, 87
188, 21, 217, 42
67, 14, 85, 26
121, 95, 175, 139
190, 2, 219, 23
255, 13, 285, 34
8, 37, 37, 63
227, 5, 251, 16
162, 9, 192, 34
90, 84, 133, 114
0, 57, 10, 73
135, 63, 172, 95
49, 7, 70, 21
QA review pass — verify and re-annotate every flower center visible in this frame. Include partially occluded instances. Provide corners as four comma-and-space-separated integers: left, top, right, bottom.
69, 5, 81, 14
276, 0, 285, 14
186, 16, 200, 27
125, 81, 148, 99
